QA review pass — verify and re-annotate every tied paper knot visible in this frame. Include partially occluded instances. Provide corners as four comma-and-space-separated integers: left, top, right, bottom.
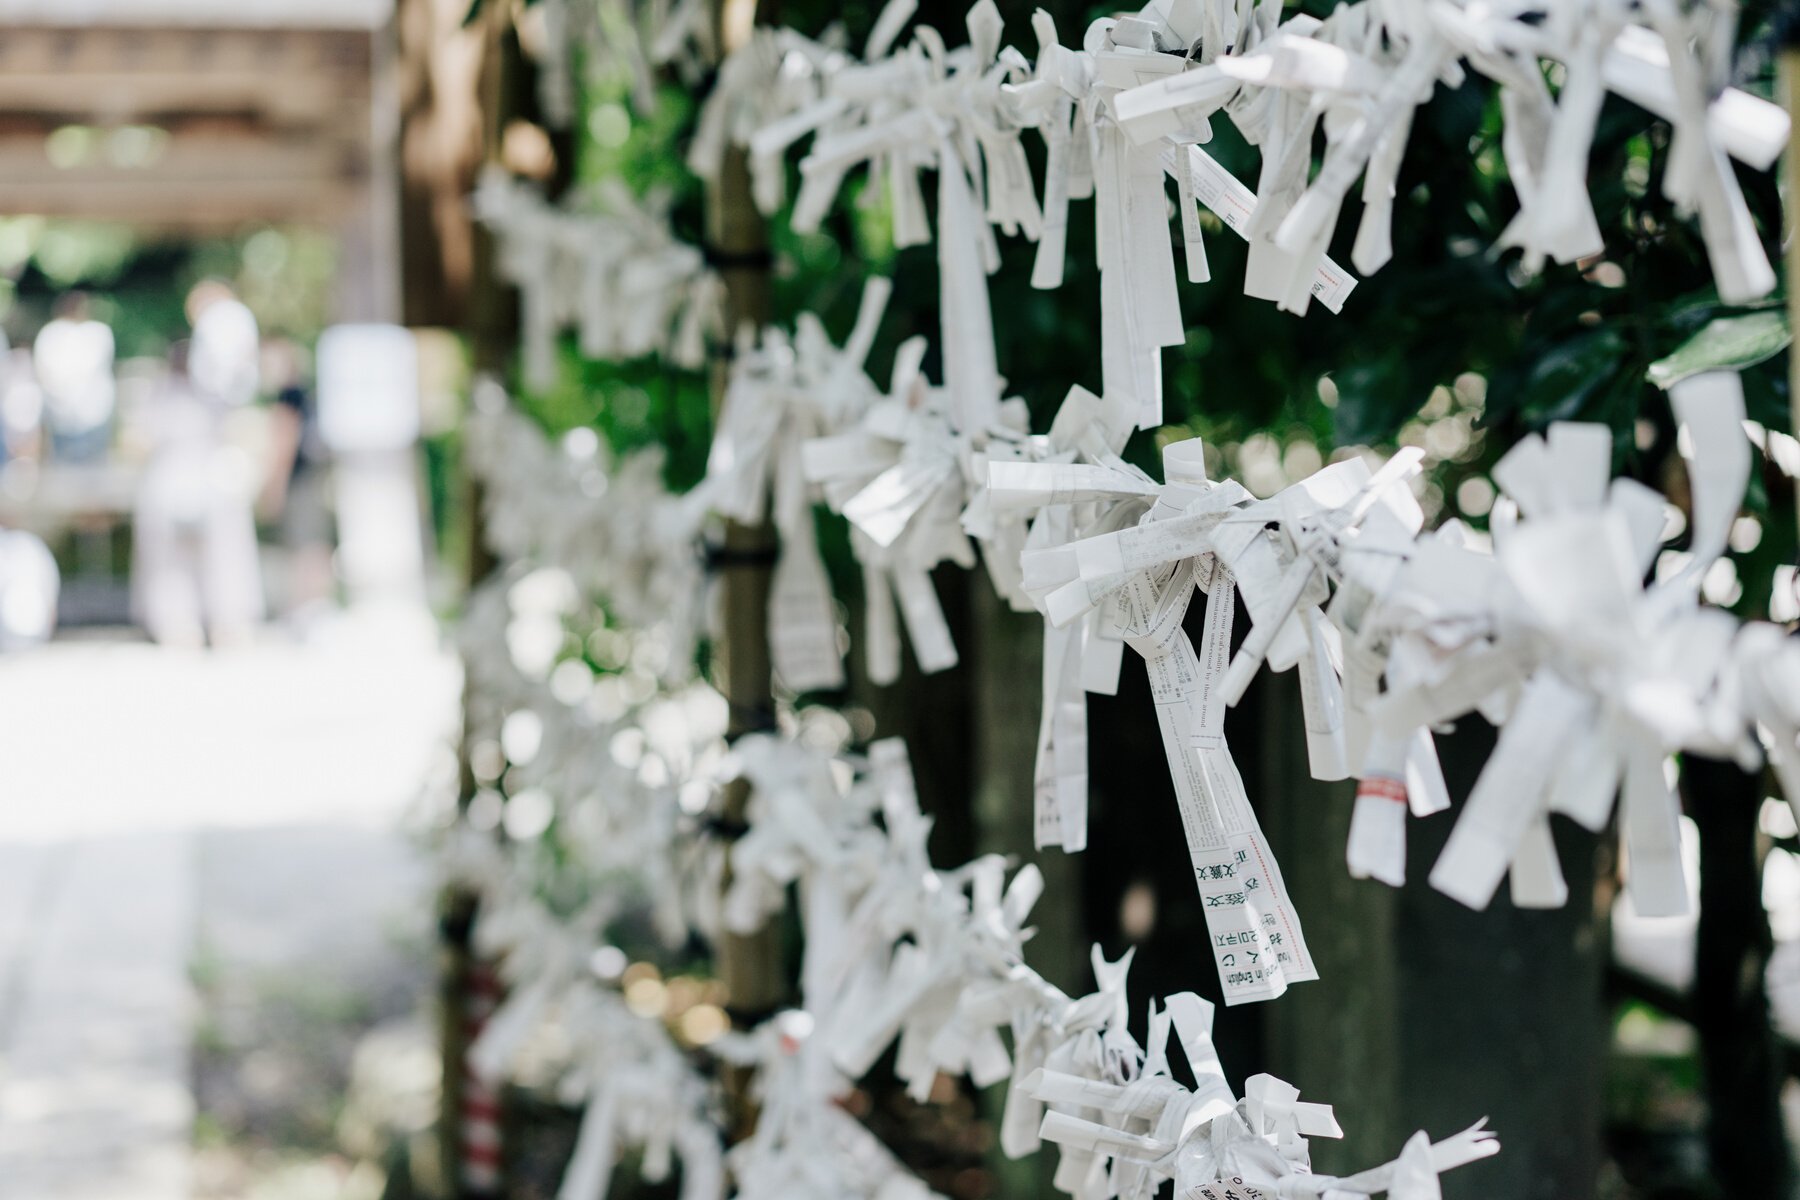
1032, 986, 1498, 1200
1204, 447, 1435, 890
802, 338, 1032, 685
470, 169, 722, 394
524, 0, 716, 124
722, 0, 1039, 435
717, 733, 883, 935
467, 892, 612, 1084
719, 1010, 949, 1200
553, 986, 725, 1200
1418, 405, 1742, 916
465, 400, 706, 682
990, 384, 1147, 854
1014, 426, 1318, 1004
826, 849, 1045, 1100
698, 278, 894, 693
999, 946, 1144, 1189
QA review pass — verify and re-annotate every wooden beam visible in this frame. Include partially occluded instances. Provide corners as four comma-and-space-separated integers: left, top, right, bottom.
0, 1, 389, 30
0, 73, 363, 125
0, 27, 371, 126
0, 173, 356, 227
0, 127, 366, 169
0, 26, 372, 74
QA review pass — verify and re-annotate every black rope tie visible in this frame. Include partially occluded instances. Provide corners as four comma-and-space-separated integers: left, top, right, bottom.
702, 541, 781, 572
724, 1001, 787, 1030
702, 813, 752, 841
702, 245, 776, 271
725, 702, 780, 741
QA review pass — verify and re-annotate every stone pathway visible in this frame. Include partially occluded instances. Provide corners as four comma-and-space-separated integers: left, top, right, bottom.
0, 614, 457, 1199
0, 834, 195, 1199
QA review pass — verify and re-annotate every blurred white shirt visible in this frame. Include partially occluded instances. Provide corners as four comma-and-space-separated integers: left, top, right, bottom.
190, 298, 260, 408
34, 317, 114, 435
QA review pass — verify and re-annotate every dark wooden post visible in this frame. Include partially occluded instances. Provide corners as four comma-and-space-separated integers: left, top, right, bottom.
440, 6, 523, 1194
1395, 719, 1606, 1200
1687, 754, 1791, 1196
702, 0, 787, 1142
1255, 669, 1401, 1177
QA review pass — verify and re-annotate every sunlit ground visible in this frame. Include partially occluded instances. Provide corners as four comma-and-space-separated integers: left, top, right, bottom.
0, 607, 458, 1200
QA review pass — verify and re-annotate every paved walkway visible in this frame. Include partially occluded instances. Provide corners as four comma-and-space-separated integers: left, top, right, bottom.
0, 613, 457, 1199
0, 835, 195, 1199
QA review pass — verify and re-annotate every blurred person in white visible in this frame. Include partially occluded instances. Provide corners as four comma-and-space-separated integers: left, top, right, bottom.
187, 277, 261, 408
0, 527, 58, 649
131, 280, 266, 647
34, 291, 115, 463
0, 335, 39, 464
260, 334, 336, 626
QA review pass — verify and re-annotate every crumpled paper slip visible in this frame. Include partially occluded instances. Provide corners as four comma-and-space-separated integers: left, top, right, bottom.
1014, 429, 1317, 1004
552, 986, 725, 1200
465, 398, 707, 684
996, 946, 1146, 1191
702, 0, 1034, 434
697, 280, 893, 693
1098, 0, 1784, 308
986, 384, 1145, 853
800, 337, 1031, 684
1416, 440, 1696, 916
467, 888, 613, 1084
1032, 987, 1498, 1200
717, 1012, 946, 1200
1347, 410, 1752, 916
715, 733, 887, 935
523, 0, 717, 124
470, 169, 722, 393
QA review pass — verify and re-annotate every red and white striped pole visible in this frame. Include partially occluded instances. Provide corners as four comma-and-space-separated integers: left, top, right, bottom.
458, 960, 504, 1196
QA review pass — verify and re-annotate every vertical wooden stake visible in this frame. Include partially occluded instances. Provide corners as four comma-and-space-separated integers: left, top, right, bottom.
702, 0, 785, 1143
443, 7, 524, 1194
1687, 755, 1791, 1196
1785, 49, 1800, 535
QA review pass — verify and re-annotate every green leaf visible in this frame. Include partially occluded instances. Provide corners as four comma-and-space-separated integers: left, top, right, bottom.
1514, 328, 1628, 428
1646, 310, 1791, 390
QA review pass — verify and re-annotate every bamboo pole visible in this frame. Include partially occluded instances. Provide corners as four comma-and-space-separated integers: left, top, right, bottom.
441, 7, 525, 1195
704, 0, 786, 1143
1786, 49, 1800, 537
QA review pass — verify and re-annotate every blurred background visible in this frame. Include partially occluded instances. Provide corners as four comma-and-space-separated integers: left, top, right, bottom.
0, 4, 462, 1199
0, 1, 1794, 1200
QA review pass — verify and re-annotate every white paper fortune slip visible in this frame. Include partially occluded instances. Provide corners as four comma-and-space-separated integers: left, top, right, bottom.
1032, 987, 1498, 1199
1169, 146, 1357, 314
700, 278, 898, 693
459, 375, 1528, 1200
1029, 436, 1315, 1002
